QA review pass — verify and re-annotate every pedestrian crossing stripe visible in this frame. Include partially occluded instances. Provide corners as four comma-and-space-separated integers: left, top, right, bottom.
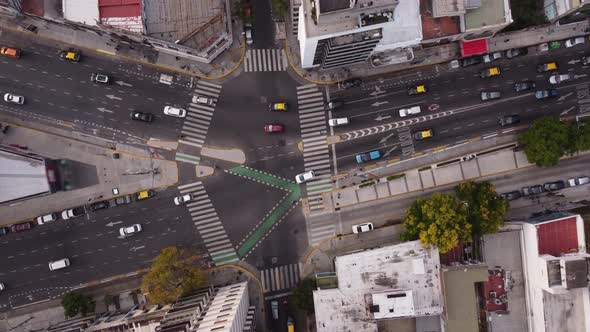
175, 152, 200, 165
244, 49, 287, 72
178, 82, 222, 149
177, 181, 239, 266
261, 263, 301, 293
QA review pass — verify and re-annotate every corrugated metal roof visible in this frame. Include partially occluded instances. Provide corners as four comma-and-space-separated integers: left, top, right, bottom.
537, 216, 579, 256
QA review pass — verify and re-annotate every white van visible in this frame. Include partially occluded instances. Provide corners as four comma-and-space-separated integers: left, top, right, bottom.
49, 258, 70, 271
399, 106, 421, 117
328, 117, 349, 127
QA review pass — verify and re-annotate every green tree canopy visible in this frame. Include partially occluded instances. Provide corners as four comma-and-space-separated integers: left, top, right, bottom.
62, 292, 95, 318
569, 122, 590, 153
141, 247, 207, 305
455, 180, 508, 236
518, 117, 569, 166
293, 278, 316, 314
401, 193, 471, 253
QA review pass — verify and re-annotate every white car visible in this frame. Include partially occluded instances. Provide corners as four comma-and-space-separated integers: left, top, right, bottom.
192, 95, 214, 105
0, 282, 4, 291
567, 176, 589, 187
91, 73, 110, 84
352, 222, 374, 234
245, 26, 253, 45
295, 170, 315, 184
549, 73, 572, 84
174, 194, 193, 205
37, 213, 58, 225
328, 117, 349, 127
4, 93, 24, 104
483, 52, 503, 63
399, 106, 421, 117
164, 106, 187, 118
119, 224, 142, 237
565, 36, 585, 48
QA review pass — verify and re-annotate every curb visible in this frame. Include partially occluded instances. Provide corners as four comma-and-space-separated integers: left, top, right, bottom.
283, 38, 340, 85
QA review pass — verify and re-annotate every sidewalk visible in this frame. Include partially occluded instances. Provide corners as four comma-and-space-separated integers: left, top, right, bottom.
0, 13, 245, 82
284, 18, 590, 84
0, 122, 178, 225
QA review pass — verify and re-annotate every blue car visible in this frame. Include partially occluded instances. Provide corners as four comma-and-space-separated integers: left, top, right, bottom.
535, 89, 557, 100
356, 150, 381, 163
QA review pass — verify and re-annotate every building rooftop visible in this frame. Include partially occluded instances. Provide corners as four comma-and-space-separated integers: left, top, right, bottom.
313, 241, 443, 332
443, 266, 488, 332
63, 0, 100, 25
303, 0, 422, 47
0, 148, 50, 204
537, 216, 579, 256
464, 0, 508, 30
421, 0, 461, 40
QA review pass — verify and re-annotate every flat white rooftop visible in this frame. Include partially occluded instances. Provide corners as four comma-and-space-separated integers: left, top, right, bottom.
313, 241, 443, 332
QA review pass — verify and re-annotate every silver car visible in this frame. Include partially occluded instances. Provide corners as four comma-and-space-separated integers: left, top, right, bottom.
549, 73, 572, 84
481, 91, 501, 101
119, 224, 142, 237
163, 106, 187, 118
567, 176, 589, 187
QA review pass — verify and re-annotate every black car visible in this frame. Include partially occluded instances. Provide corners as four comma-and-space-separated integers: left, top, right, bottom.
505, 48, 528, 59
530, 185, 544, 195
91, 201, 109, 211
461, 57, 482, 67
0, 227, 8, 236
514, 81, 536, 92
110, 195, 133, 207
130, 111, 154, 122
501, 191, 522, 201
543, 181, 565, 191
338, 78, 362, 89
498, 114, 520, 127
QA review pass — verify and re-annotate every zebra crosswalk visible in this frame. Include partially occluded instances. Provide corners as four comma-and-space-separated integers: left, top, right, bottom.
178, 80, 222, 149
178, 181, 239, 265
296, 84, 334, 215
244, 49, 287, 72
261, 263, 301, 294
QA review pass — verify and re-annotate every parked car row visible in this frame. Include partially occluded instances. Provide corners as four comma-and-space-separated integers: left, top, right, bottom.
500, 176, 589, 201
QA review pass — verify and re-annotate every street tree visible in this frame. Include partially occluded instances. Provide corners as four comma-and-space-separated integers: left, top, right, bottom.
293, 278, 317, 314
518, 117, 569, 166
455, 180, 508, 236
401, 193, 471, 254
62, 292, 95, 318
141, 246, 207, 305
569, 122, 590, 153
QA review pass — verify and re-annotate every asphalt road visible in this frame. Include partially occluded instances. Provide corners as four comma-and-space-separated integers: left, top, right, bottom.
0, 28, 194, 145
0, 187, 200, 309
328, 44, 590, 172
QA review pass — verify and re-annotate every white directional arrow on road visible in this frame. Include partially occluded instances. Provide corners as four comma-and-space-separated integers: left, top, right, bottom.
130, 246, 145, 252
568, 59, 581, 65
106, 95, 122, 101
558, 92, 574, 101
372, 101, 389, 107
97, 107, 113, 113
374, 115, 391, 121
369, 89, 386, 97
379, 132, 395, 144
383, 146, 398, 158
560, 106, 576, 116
115, 81, 133, 87
574, 74, 588, 79
106, 221, 123, 227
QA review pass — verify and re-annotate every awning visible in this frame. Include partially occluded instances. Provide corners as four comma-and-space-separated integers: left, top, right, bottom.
461, 39, 488, 57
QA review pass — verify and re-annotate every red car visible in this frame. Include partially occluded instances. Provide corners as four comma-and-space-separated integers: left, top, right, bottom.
10, 221, 32, 233
264, 124, 284, 133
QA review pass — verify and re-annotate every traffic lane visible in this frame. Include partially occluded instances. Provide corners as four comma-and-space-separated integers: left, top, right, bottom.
331, 87, 578, 172
0, 189, 197, 283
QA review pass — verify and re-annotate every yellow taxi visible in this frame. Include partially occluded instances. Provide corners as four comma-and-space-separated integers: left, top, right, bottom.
413, 129, 433, 140
134, 189, 155, 201
0, 47, 22, 59
269, 102, 288, 111
479, 67, 500, 78
536, 62, 558, 73
59, 48, 81, 62
407, 84, 427, 95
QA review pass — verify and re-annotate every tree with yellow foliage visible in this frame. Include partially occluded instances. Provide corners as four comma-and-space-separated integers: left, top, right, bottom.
141, 247, 207, 305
